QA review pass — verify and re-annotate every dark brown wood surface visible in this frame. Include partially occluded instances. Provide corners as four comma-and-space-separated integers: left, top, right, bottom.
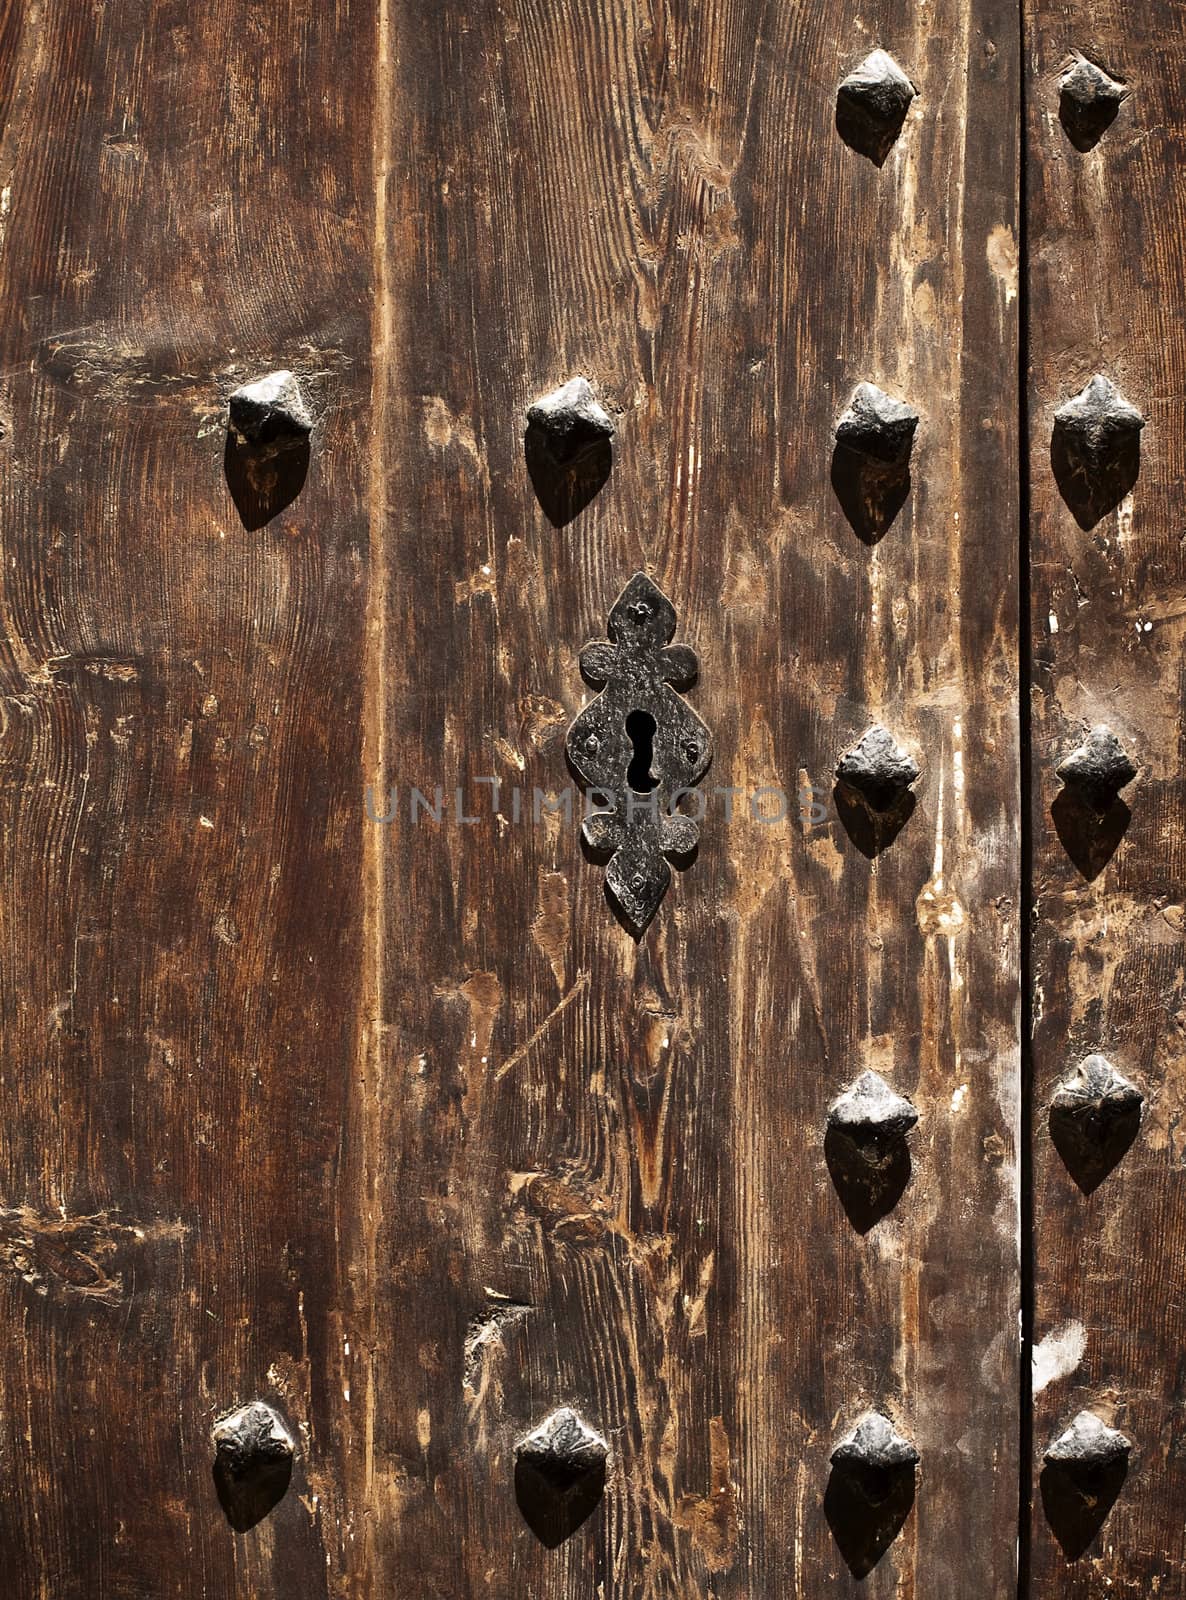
0, 0, 1023, 1594
1025, 2, 1186, 1592
373, 1, 1019, 1595
0, 0, 375, 1593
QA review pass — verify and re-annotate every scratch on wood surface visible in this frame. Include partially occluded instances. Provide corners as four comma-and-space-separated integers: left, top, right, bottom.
673, 1415, 739, 1572
530, 870, 570, 988
0, 1207, 186, 1304
493, 970, 589, 1081
463, 1297, 532, 1402
423, 395, 484, 474
458, 970, 503, 1066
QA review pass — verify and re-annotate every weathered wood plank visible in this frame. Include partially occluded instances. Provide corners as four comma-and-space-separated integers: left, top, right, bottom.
369, 0, 1019, 1594
1025, 3, 1186, 1592
0, 0, 375, 1592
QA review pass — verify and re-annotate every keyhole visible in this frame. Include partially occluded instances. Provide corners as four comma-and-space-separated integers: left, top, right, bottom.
625, 709, 658, 793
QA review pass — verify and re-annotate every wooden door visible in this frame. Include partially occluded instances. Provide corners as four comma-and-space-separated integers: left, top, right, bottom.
0, 0, 1177, 1595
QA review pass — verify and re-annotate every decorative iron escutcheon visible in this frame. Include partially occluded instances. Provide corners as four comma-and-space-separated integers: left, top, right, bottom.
566, 573, 711, 933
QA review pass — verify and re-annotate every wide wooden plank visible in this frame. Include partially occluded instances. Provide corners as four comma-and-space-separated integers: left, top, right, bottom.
1024, 3, 1186, 1594
0, 0, 374, 1592
370, 0, 1020, 1594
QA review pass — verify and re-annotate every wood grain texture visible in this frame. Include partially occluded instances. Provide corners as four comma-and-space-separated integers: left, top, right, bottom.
0, 0, 374, 1593
1025, 0, 1186, 1592
369, 0, 1019, 1595
0, 0, 1023, 1593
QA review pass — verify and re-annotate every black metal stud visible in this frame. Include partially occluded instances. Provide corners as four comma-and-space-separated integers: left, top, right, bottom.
1059, 57, 1126, 152
228, 370, 313, 450
1050, 1054, 1143, 1192
1041, 1410, 1131, 1557
1053, 374, 1143, 475
829, 1070, 919, 1149
514, 1408, 608, 1547
831, 1412, 920, 1488
225, 370, 312, 530
525, 377, 615, 526
835, 384, 919, 467
1056, 724, 1137, 815
1051, 374, 1143, 530
526, 377, 615, 467
831, 384, 918, 542
566, 573, 710, 935
826, 1070, 919, 1232
836, 725, 919, 814
836, 50, 917, 166
1045, 1411, 1131, 1476
211, 1401, 295, 1532
827, 1412, 919, 1577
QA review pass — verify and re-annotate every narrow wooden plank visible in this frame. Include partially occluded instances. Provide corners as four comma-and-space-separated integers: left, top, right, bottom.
0, 1, 374, 1592
370, 0, 1019, 1594
1025, 3, 1186, 1592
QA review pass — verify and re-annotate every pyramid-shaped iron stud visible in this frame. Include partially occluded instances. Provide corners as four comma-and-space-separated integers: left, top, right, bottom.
1051, 375, 1144, 529
514, 1407, 609, 1545
228, 370, 312, 451
836, 50, 917, 165
835, 383, 919, 468
831, 1411, 919, 1502
1045, 1411, 1131, 1480
836, 725, 920, 814
1056, 724, 1137, 814
1050, 1053, 1143, 1189
828, 1071, 919, 1159
1051, 1054, 1143, 1140
1059, 57, 1126, 151
526, 377, 615, 469
1053, 375, 1143, 475
516, 1407, 608, 1491
212, 1401, 296, 1532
